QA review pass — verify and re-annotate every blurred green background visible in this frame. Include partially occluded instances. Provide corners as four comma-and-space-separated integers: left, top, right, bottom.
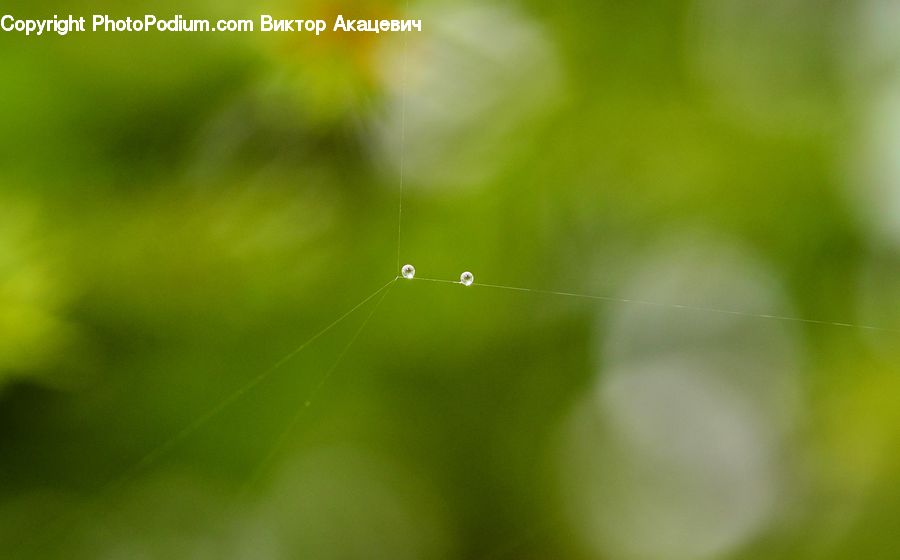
2, 0, 900, 558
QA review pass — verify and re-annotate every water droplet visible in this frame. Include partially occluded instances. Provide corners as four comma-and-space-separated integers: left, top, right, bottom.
401, 264, 416, 279
460, 271, 474, 286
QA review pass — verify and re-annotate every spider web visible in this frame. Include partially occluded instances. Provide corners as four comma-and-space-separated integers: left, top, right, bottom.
20, 2, 899, 556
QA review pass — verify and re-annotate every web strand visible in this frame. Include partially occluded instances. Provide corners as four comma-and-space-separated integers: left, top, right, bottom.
22, 277, 399, 557
408, 277, 897, 334
92, 277, 395, 498
238, 281, 395, 498
395, 3, 409, 271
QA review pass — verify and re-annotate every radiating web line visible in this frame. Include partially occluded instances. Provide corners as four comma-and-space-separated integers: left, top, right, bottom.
396, 0, 410, 271
108, 277, 398, 488
238, 280, 395, 498
408, 276, 898, 334
303, 281, 396, 407
49, 0, 413, 544
19, 277, 399, 557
